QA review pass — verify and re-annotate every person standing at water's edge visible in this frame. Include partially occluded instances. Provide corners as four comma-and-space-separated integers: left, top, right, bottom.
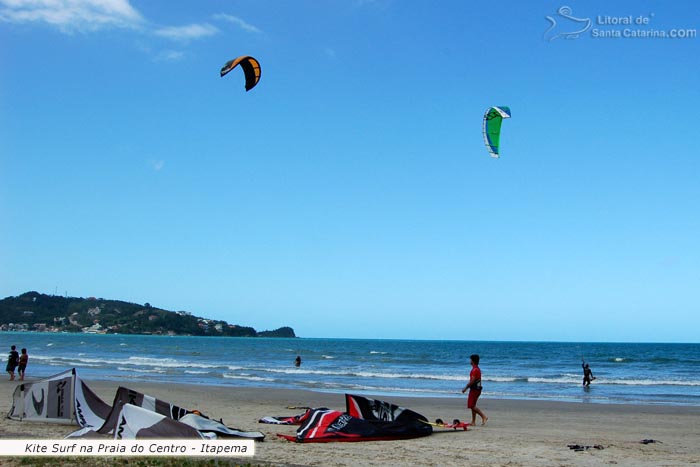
6, 345, 19, 380
582, 358, 595, 387
462, 354, 488, 426
18, 348, 29, 381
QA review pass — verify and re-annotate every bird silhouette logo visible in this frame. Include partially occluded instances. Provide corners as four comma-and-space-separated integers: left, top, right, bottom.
544, 6, 592, 41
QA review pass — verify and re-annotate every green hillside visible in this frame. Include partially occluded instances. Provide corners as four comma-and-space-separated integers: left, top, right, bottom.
0, 291, 295, 338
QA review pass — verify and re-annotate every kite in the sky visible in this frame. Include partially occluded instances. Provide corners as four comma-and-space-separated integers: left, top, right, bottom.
482, 106, 511, 158
220, 56, 261, 91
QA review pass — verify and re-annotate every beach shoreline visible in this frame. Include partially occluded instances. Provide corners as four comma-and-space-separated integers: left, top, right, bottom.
1, 377, 699, 466
6, 335, 699, 406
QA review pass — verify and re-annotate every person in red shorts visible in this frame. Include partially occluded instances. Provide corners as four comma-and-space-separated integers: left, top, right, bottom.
462, 354, 488, 426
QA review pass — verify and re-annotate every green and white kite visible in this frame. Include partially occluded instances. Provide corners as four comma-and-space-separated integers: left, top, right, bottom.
482, 106, 511, 158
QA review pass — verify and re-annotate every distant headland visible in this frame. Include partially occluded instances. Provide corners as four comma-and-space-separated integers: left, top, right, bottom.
0, 291, 296, 338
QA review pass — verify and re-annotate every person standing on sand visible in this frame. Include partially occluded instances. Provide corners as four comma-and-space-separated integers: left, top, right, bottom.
18, 348, 29, 381
462, 354, 488, 426
6, 345, 19, 380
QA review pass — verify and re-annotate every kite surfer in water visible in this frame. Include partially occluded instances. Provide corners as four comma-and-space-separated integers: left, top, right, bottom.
582, 358, 596, 387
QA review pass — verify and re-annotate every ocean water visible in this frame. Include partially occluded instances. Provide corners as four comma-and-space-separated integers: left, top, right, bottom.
2, 332, 698, 406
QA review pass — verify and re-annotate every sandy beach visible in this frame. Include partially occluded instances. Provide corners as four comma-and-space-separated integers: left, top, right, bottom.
1, 377, 699, 466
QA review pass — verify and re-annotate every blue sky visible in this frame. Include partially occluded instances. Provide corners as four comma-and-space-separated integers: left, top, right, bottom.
1, 0, 698, 342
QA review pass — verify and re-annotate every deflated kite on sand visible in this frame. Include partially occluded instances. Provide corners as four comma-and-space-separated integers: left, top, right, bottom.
8, 369, 264, 440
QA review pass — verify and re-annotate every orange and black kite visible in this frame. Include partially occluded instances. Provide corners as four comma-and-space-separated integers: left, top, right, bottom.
220, 56, 261, 92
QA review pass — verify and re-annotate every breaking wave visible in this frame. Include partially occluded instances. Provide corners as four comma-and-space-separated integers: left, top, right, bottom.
13, 333, 700, 406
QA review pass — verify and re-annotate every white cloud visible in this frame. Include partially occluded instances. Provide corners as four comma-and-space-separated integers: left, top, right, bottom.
153, 22, 218, 41
212, 13, 261, 33
155, 50, 184, 62
0, 0, 144, 32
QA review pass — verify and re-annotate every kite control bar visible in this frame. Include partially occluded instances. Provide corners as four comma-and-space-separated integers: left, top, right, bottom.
426, 418, 469, 431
